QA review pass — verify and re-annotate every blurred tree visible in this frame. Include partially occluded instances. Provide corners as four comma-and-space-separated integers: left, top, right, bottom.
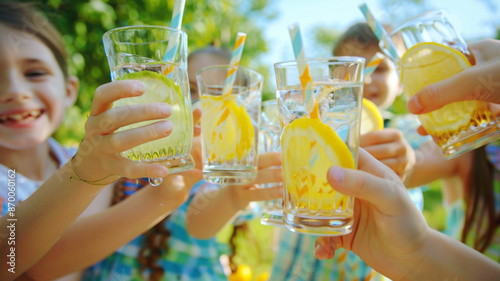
26, 0, 276, 145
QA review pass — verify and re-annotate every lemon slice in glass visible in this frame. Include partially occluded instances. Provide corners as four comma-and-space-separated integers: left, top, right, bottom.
281, 117, 354, 211
400, 42, 473, 135
201, 95, 255, 162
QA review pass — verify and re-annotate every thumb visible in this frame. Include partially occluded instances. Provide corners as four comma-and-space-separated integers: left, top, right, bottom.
407, 62, 500, 114
326, 166, 401, 215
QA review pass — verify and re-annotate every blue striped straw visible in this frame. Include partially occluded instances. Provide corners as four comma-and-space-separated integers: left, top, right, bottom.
364, 52, 384, 77
163, 0, 186, 77
288, 23, 316, 117
359, 4, 401, 63
222, 32, 247, 96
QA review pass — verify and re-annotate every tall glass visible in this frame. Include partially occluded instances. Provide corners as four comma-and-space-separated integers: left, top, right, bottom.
103, 26, 194, 185
380, 10, 500, 159
275, 57, 364, 236
258, 100, 284, 227
197, 66, 262, 185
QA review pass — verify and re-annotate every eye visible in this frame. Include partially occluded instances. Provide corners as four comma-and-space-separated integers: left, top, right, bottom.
25, 69, 49, 78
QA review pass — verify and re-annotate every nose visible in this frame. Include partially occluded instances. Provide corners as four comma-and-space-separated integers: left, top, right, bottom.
0, 72, 32, 103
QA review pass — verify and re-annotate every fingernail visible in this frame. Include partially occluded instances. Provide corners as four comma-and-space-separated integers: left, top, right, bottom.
134, 81, 146, 95
315, 244, 327, 259
407, 96, 423, 114
328, 167, 344, 184
158, 167, 169, 177
161, 104, 172, 116
159, 121, 173, 134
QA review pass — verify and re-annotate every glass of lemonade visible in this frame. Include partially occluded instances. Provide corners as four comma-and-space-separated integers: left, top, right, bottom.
275, 57, 364, 236
197, 66, 262, 185
103, 26, 194, 185
380, 10, 500, 159
258, 99, 284, 227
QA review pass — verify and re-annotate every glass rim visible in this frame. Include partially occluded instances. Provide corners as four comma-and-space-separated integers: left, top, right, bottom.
273, 56, 365, 69
387, 10, 448, 37
102, 25, 187, 43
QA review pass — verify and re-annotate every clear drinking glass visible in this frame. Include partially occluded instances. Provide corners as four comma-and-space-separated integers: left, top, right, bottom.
380, 10, 500, 159
275, 57, 364, 236
258, 99, 284, 227
197, 66, 263, 185
103, 26, 194, 185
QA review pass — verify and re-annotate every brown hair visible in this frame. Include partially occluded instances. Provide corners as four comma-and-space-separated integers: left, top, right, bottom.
333, 22, 380, 56
462, 147, 500, 254
112, 179, 171, 281
0, 1, 69, 78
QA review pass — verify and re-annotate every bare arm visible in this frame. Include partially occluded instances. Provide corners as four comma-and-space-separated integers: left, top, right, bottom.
406, 229, 500, 281
0, 164, 106, 280
314, 149, 500, 281
24, 170, 201, 280
0, 80, 172, 280
404, 141, 470, 187
186, 152, 283, 239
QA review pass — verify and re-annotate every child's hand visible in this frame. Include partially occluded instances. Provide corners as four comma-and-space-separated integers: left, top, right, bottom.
407, 39, 500, 115
314, 149, 429, 279
230, 152, 283, 210
152, 168, 203, 210
71, 80, 172, 184
360, 128, 416, 181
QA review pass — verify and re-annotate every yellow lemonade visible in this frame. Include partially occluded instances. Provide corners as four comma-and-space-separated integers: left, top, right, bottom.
200, 94, 257, 183
112, 65, 194, 172
400, 42, 497, 157
281, 117, 355, 225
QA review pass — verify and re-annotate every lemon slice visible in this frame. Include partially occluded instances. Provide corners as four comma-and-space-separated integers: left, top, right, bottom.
360, 98, 384, 135
399, 42, 474, 136
281, 117, 354, 211
201, 95, 255, 162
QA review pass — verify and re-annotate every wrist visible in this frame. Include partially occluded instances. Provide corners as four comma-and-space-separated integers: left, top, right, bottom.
70, 153, 118, 185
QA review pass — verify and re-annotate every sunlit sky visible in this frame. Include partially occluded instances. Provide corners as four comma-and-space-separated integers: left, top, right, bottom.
254, 0, 499, 90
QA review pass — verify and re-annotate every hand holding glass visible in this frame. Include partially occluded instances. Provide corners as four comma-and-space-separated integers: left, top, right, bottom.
103, 26, 194, 185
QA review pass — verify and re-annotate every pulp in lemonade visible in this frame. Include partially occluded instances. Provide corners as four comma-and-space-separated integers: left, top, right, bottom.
400, 42, 497, 152
111, 62, 193, 164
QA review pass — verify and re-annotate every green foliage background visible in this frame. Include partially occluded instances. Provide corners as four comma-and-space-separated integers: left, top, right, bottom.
25, 0, 276, 146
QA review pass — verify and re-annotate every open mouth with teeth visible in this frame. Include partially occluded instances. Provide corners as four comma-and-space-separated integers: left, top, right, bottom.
0, 110, 44, 125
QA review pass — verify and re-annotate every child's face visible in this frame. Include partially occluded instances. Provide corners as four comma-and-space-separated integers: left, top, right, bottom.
0, 25, 77, 150
188, 53, 229, 104
338, 42, 402, 111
